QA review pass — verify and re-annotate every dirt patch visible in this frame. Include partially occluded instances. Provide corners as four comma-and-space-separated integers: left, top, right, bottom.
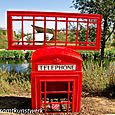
80, 97, 115, 115
0, 94, 115, 115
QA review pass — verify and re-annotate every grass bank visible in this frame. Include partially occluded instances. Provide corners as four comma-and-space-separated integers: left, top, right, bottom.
0, 61, 115, 97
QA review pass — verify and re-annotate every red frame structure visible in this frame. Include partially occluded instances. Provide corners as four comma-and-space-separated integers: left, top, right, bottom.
7, 11, 102, 114
7, 11, 102, 50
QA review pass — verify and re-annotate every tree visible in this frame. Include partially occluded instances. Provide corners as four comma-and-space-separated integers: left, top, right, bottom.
72, 0, 115, 63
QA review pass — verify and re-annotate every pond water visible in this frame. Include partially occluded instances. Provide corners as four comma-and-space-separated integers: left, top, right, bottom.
0, 60, 30, 73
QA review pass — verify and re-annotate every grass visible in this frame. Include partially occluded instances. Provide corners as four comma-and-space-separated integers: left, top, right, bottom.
0, 61, 114, 97
82, 61, 115, 97
0, 70, 30, 95
0, 29, 7, 49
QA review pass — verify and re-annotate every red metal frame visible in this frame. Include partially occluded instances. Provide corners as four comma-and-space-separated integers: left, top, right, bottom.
7, 11, 102, 114
7, 11, 102, 50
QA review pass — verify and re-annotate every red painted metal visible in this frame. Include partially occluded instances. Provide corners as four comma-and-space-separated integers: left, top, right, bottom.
7, 11, 102, 114
7, 11, 102, 50
31, 47, 82, 113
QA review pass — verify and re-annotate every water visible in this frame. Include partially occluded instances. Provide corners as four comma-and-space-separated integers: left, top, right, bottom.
0, 61, 29, 73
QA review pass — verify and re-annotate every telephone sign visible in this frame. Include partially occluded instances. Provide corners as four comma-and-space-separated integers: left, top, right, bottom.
38, 64, 76, 71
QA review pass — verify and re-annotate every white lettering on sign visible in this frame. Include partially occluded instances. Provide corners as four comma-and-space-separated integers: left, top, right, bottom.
38, 65, 76, 71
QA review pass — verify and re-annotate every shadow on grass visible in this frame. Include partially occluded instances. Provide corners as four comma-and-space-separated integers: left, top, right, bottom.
0, 96, 31, 109
103, 84, 115, 99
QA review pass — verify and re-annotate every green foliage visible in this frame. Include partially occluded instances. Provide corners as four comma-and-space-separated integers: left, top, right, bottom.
0, 50, 25, 62
68, 30, 76, 42
13, 50, 25, 60
0, 70, 30, 94
102, 62, 115, 98
105, 49, 115, 59
0, 50, 9, 59
79, 49, 115, 60
111, 41, 115, 47
0, 30, 7, 49
83, 61, 115, 97
72, 0, 115, 17
0, 49, 114, 63
0, 30, 7, 35
72, 0, 115, 60
25, 50, 33, 61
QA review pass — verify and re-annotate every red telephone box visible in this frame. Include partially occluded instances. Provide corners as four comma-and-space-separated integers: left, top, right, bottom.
31, 47, 82, 113
7, 11, 102, 114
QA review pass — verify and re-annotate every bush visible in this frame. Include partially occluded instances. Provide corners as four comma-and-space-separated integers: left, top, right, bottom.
0, 50, 32, 63
102, 62, 115, 98
25, 50, 33, 61
82, 61, 115, 96
0, 70, 30, 95
111, 41, 115, 47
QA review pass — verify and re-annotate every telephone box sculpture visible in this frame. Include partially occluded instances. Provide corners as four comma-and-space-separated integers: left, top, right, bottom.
7, 11, 102, 113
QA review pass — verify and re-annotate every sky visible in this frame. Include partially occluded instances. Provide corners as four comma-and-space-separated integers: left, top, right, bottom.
0, 0, 78, 29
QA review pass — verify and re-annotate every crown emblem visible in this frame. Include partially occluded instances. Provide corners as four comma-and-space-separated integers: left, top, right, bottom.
53, 58, 62, 64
